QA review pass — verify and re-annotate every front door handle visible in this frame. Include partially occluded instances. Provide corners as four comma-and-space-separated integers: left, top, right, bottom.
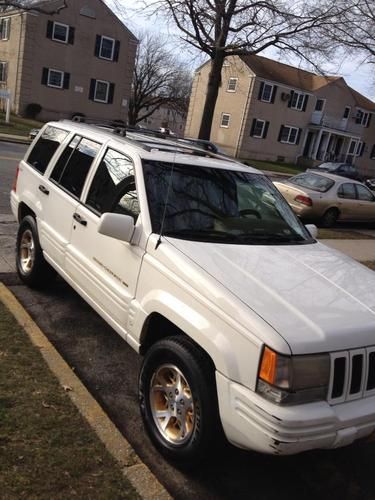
73, 213, 87, 226
38, 185, 49, 195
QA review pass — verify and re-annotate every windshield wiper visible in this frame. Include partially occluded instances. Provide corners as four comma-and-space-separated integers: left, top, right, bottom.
236, 233, 306, 244
163, 229, 239, 242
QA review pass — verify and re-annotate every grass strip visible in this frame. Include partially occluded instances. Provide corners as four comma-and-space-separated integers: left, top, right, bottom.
318, 229, 375, 240
0, 113, 43, 137
0, 301, 139, 499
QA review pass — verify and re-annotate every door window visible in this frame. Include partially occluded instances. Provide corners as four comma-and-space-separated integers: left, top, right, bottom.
27, 126, 69, 174
86, 148, 139, 220
337, 183, 356, 199
50, 135, 101, 198
356, 185, 374, 202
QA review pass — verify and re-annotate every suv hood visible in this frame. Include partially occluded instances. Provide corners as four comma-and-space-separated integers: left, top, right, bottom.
167, 239, 375, 354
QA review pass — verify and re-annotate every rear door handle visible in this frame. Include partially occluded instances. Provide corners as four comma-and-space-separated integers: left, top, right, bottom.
38, 185, 49, 195
73, 213, 87, 226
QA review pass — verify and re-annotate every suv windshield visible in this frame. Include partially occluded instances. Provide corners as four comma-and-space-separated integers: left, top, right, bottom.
143, 161, 313, 245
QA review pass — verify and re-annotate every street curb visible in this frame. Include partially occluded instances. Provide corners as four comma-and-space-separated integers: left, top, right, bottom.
0, 282, 172, 500
0, 136, 31, 145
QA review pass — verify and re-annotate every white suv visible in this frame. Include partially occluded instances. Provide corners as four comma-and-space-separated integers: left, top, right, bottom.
11, 121, 375, 462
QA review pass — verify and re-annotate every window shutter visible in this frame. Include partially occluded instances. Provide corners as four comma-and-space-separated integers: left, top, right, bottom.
271, 86, 277, 103
89, 79, 96, 100
288, 91, 294, 108
263, 121, 270, 139
108, 83, 115, 104
6, 17, 10, 39
46, 20, 53, 39
296, 128, 302, 145
367, 114, 372, 128
360, 142, 366, 157
302, 95, 309, 112
63, 72, 70, 89
258, 82, 264, 100
68, 26, 75, 45
278, 125, 284, 142
113, 40, 120, 62
250, 118, 256, 136
41, 67, 49, 85
94, 35, 101, 57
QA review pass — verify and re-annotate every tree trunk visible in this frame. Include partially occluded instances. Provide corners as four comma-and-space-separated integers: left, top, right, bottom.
198, 52, 224, 140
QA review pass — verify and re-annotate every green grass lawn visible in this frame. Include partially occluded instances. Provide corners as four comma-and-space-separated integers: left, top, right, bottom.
0, 301, 139, 499
242, 158, 305, 175
0, 113, 43, 137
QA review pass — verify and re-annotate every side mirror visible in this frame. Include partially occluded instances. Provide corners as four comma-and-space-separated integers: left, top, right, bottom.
305, 224, 318, 239
98, 213, 135, 242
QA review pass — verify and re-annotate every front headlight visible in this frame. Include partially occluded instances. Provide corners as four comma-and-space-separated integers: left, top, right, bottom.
256, 346, 330, 405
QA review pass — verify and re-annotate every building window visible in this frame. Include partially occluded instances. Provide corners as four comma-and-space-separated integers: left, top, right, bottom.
0, 61, 7, 82
0, 18, 10, 40
220, 113, 231, 128
227, 78, 238, 92
52, 22, 69, 43
47, 69, 64, 88
356, 110, 371, 127
289, 91, 308, 111
315, 99, 325, 112
41, 67, 70, 90
89, 79, 115, 104
343, 106, 351, 119
279, 125, 300, 144
250, 119, 269, 139
355, 141, 363, 156
259, 82, 274, 102
94, 35, 120, 62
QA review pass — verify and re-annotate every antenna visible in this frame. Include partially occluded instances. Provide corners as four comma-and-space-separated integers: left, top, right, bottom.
155, 159, 176, 250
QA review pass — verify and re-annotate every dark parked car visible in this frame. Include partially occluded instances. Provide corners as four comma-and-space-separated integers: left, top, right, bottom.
307, 162, 361, 180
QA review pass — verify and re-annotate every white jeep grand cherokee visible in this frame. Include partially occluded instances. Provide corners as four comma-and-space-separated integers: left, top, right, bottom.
10, 121, 375, 462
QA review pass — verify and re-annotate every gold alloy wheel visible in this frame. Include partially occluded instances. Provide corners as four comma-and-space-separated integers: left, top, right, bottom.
19, 229, 35, 274
149, 364, 195, 445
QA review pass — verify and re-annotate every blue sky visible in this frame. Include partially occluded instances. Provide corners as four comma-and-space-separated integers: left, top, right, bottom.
108, 0, 375, 102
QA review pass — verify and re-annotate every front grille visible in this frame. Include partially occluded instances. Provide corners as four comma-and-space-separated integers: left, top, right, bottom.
328, 347, 375, 404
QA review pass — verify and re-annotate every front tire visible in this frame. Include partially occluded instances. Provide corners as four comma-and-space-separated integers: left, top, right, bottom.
139, 336, 222, 464
16, 215, 56, 288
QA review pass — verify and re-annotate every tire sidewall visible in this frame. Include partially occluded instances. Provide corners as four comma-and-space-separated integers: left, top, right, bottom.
139, 339, 214, 462
16, 215, 45, 286
321, 208, 338, 228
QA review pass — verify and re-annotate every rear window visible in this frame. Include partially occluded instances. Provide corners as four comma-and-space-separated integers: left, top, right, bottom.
289, 173, 334, 193
27, 126, 68, 174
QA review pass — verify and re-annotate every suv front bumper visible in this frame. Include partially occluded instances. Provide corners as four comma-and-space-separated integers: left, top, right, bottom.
216, 372, 375, 455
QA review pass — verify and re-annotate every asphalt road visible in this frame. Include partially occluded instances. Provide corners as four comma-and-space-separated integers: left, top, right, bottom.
1, 141, 375, 499
0, 142, 26, 214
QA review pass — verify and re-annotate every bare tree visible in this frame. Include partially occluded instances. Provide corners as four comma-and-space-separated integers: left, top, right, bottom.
139, 0, 354, 139
128, 32, 192, 126
0, 0, 66, 13
329, 0, 375, 66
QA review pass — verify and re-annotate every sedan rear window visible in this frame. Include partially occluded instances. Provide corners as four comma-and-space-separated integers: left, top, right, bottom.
289, 173, 334, 193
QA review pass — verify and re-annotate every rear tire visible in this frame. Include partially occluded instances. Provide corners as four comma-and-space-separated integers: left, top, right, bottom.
16, 215, 56, 288
139, 335, 223, 464
320, 208, 339, 228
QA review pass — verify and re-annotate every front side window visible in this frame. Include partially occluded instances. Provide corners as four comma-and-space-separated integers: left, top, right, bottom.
220, 113, 230, 128
0, 61, 7, 82
52, 22, 68, 43
51, 136, 101, 198
0, 18, 10, 40
143, 161, 312, 245
47, 69, 63, 88
100, 36, 115, 60
27, 126, 69, 174
94, 80, 109, 103
86, 148, 138, 219
356, 184, 374, 202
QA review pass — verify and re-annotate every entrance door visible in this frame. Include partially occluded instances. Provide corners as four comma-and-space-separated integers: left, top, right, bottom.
303, 132, 314, 157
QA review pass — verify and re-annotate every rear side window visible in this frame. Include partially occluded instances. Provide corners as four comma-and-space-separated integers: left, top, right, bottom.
50, 135, 101, 198
86, 148, 137, 217
27, 126, 68, 174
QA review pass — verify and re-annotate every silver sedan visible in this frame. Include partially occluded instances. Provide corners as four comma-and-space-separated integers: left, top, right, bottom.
274, 171, 375, 227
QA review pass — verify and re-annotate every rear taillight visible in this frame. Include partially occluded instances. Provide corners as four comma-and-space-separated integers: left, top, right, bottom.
12, 164, 20, 192
294, 194, 312, 206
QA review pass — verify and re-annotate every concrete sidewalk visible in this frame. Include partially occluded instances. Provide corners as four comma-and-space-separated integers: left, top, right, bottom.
320, 239, 375, 261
